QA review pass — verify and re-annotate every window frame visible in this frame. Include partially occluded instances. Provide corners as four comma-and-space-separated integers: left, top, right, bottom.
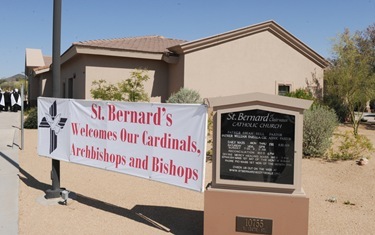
276, 81, 293, 96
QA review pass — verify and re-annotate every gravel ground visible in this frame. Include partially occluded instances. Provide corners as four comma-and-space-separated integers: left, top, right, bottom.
19, 125, 375, 235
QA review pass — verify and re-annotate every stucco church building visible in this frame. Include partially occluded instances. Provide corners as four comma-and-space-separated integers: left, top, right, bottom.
25, 21, 329, 106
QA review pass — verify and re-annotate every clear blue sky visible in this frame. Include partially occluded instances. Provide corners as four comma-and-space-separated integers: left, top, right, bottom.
1, 0, 374, 78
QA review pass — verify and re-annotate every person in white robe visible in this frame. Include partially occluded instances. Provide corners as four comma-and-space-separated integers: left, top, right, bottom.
4, 90, 11, 111
11, 88, 21, 112
0, 88, 5, 111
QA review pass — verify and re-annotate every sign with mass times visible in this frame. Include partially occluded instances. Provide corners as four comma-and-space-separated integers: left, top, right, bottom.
219, 109, 295, 185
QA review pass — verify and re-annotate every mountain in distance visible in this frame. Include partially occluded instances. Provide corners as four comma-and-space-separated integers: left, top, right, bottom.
0, 74, 25, 82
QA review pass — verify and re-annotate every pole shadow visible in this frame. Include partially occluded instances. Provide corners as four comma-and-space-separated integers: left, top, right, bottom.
0, 151, 203, 234
131, 205, 203, 234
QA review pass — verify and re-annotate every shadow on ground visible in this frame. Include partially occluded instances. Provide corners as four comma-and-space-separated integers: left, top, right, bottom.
132, 205, 203, 234
363, 123, 375, 130
1, 151, 203, 234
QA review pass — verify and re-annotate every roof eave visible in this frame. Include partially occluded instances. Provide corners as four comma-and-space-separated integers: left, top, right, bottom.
207, 92, 313, 111
34, 67, 50, 75
61, 44, 164, 65
168, 20, 330, 68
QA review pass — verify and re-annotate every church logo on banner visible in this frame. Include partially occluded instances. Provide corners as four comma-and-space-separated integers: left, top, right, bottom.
39, 100, 68, 153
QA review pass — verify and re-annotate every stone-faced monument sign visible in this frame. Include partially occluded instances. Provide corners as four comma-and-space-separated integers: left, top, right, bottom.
204, 92, 312, 235
209, 92, 311, 193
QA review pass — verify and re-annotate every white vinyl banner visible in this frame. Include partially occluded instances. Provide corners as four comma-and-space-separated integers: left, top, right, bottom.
38, 97, 208, 192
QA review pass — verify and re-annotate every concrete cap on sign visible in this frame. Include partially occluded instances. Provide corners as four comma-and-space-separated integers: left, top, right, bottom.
206, 92, 313, 111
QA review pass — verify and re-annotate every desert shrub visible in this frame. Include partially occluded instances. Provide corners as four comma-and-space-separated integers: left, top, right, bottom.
303, 104, 338, 157
166, 88, 210, 159
286, 88, 315, 101
90, 69, 150, 102
323, 93, 349, 123
370, 99, 375, 111
91, 80, 122, 101
327, 131, 373, 160
119, 70, 150, 102
24, 107, 38, 129
206, 111, 214, 161
166, 88, 202, 104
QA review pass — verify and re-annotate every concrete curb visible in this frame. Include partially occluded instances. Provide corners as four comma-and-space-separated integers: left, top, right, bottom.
0, 111, 21, 235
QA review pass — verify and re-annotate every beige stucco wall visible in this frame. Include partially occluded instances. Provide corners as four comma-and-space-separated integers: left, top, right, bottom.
182, 31, 324, 99
61, 55, 86, 99
40, 72, 53, 98
79, 55, 169, 102
27, 69, 53, 107
26, 68, 38, 107
168, 56, 185, 95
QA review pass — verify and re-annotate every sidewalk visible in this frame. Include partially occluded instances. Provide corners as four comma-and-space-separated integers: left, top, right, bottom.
0, 111, 21, 235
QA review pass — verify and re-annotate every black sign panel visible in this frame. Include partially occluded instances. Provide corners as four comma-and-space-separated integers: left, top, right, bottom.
220, 109, 295, 184
236, 216, 273, 234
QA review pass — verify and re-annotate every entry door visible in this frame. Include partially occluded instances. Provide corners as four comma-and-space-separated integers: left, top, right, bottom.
68, 78, 73, 98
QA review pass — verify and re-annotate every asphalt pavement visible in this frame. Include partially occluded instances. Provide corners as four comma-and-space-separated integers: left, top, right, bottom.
0, 110, 21, 235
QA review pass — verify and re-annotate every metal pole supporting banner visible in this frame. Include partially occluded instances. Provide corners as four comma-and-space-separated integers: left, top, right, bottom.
45, 0, 62, 199
21, 83, 24, 150
52, 0, 61, 99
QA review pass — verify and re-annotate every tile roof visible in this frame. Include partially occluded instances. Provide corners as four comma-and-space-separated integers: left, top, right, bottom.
168, 20, 329, 68
73, 36, 187, 53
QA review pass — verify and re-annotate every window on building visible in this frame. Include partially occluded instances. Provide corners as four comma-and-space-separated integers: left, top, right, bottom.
278, 84, 291, 96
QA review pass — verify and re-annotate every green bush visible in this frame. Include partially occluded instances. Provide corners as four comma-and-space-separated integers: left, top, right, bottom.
166, 88, 202, 104
166, 88, 210, 159
206, 111, 214, 161
303, 104, 338, 157
90, 69, 150, 102
327, 131, 373, 160
323, 94, 349, 123
24, 107, 38, 129
286, 88, 315, 101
